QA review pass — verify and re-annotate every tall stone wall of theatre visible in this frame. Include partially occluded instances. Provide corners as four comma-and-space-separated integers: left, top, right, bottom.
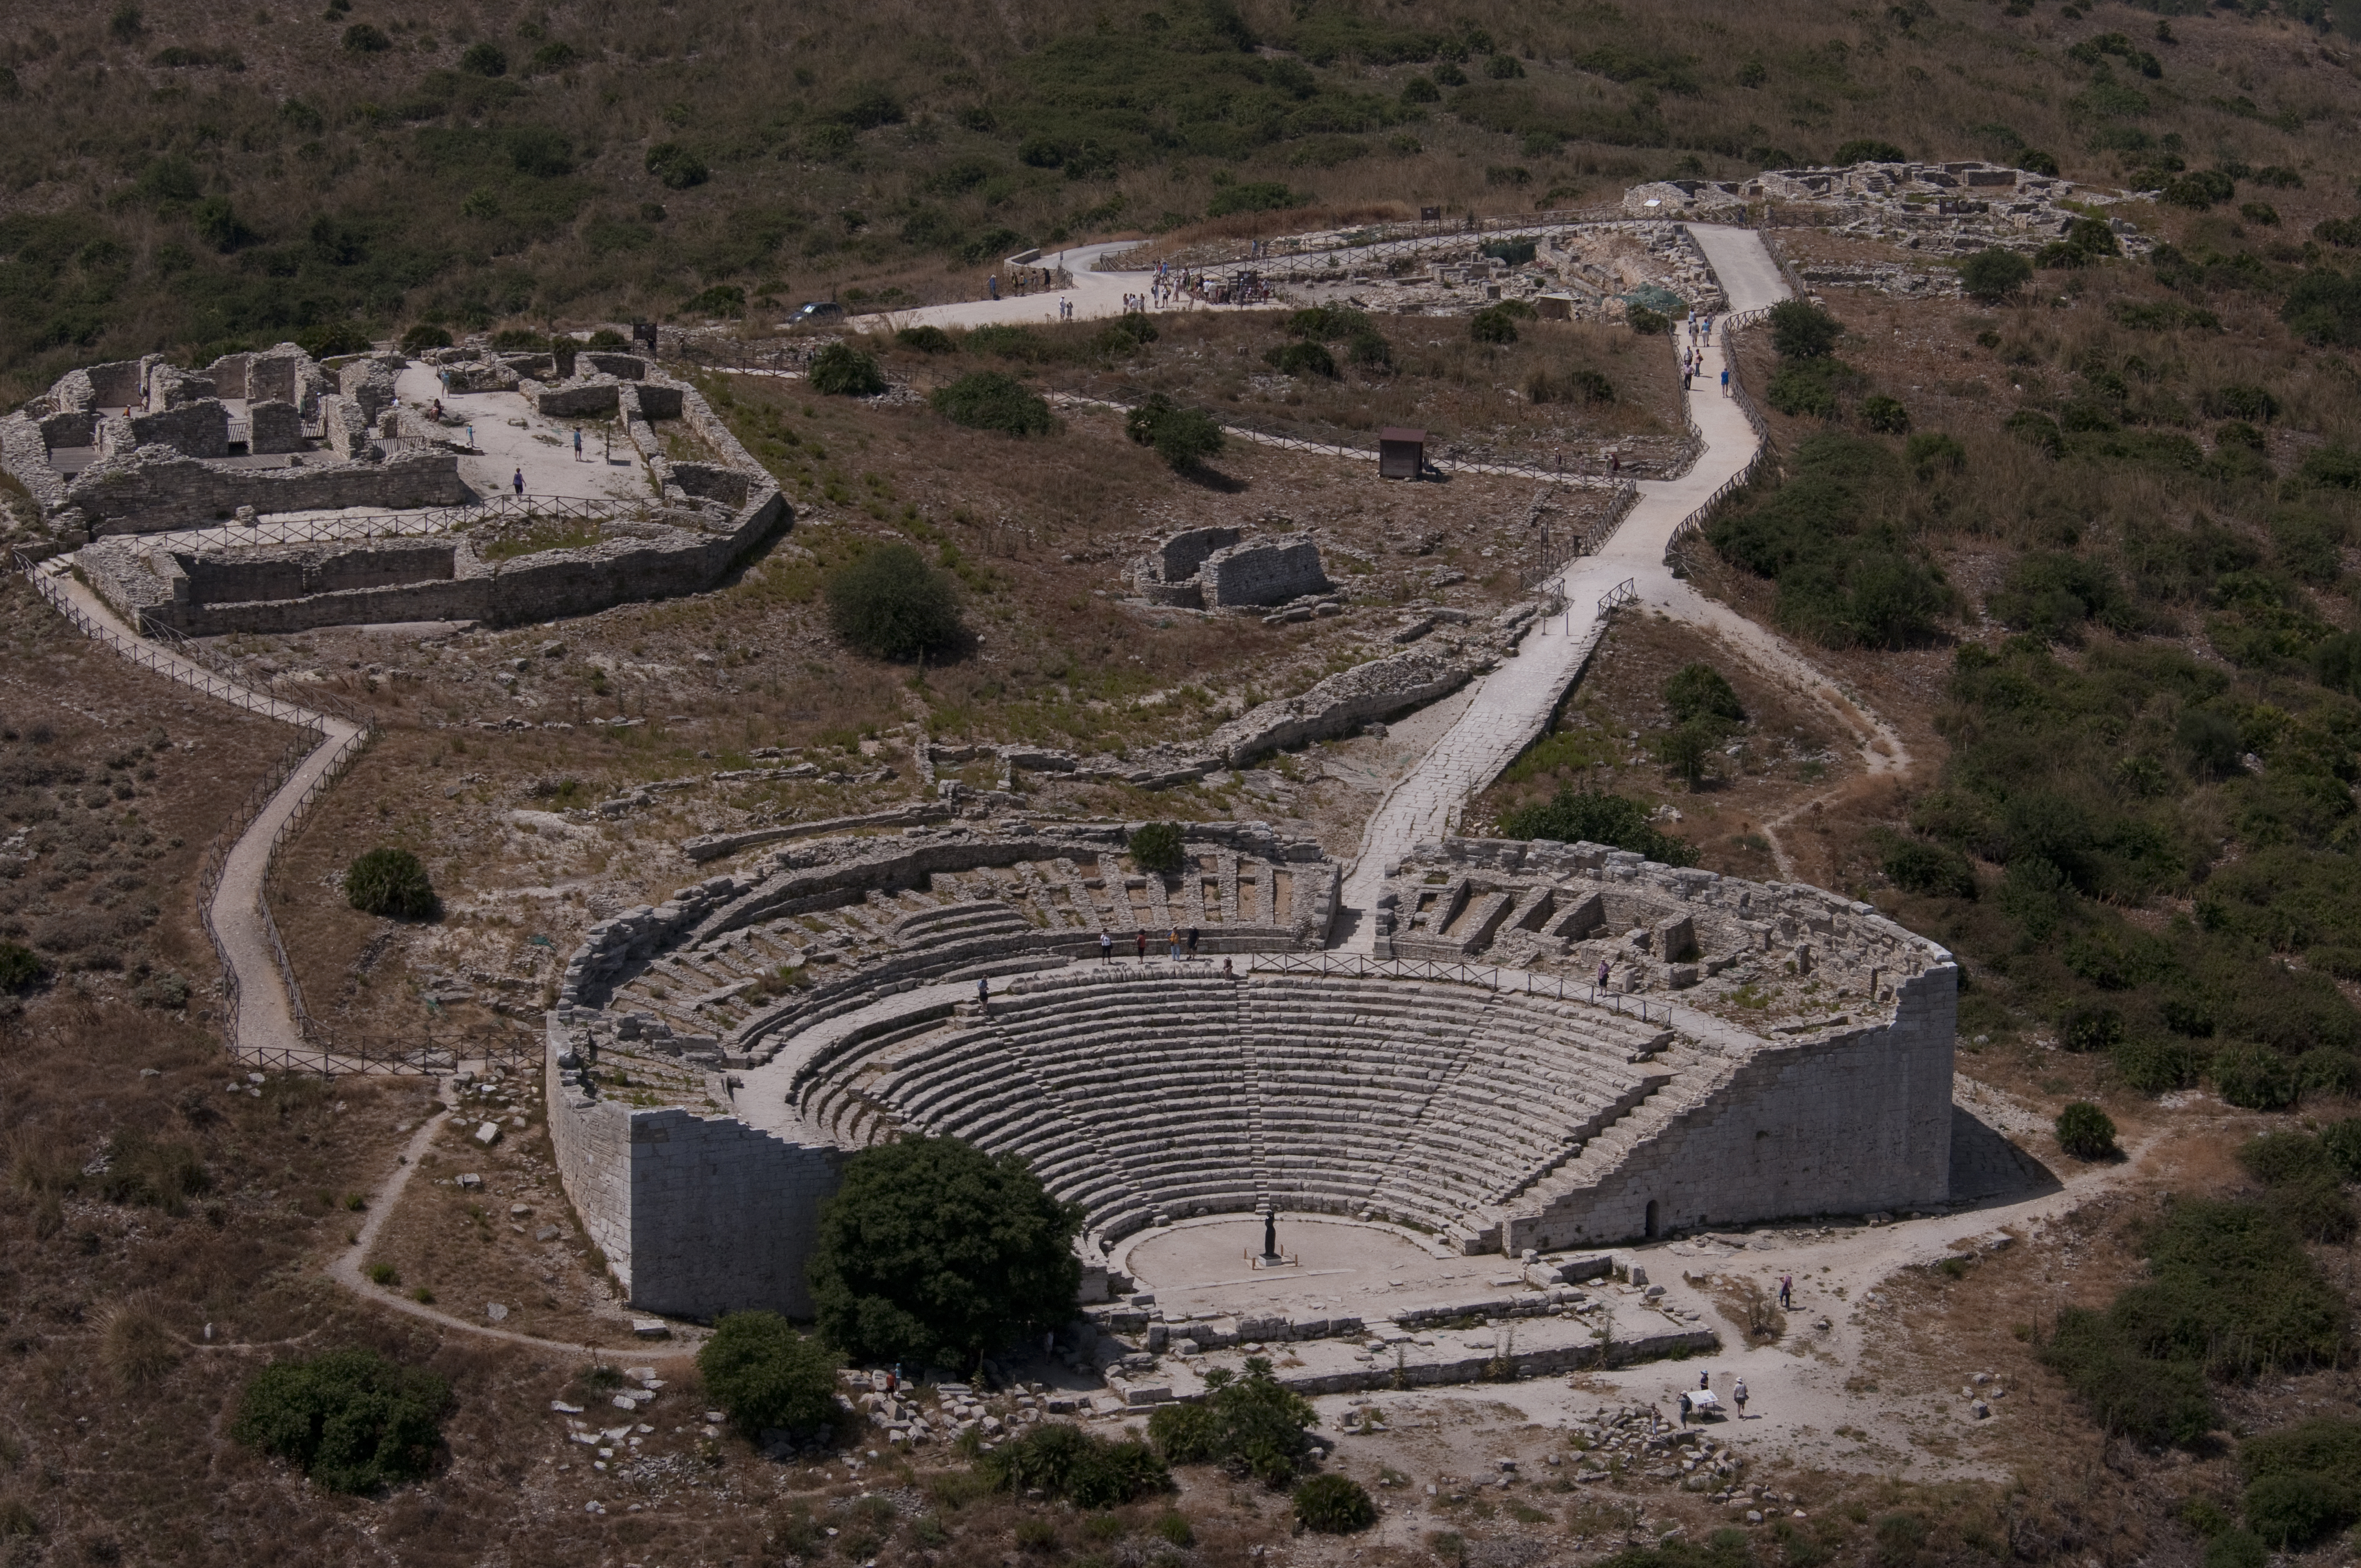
1506, 963, 1958, 1253
623, 1107, 844, 1320
543, 1032, 844, 1315
544, 1042, 637, 1290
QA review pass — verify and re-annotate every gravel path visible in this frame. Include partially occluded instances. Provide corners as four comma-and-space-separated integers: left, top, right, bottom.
36, 559, 365, 1065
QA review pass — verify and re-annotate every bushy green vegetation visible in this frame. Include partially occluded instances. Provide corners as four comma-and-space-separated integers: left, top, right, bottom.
2241, 1419, 2361, 1548
1146, 1359, 1320, 1484
1888, 620, 2361, 1102
2055, 1101, 2117, 1159
929, 370, 1052, 434
824, 543, 966, 660
2039, 1199, 2343, 1447
807, 1136, 1082, 1369
978, 1423, 1172, 1507
1707, 433, 1954, 649
1128, 820, 1186, 874
809, 342, 887, 396
1497, 788, 1693, 865
0, 941, 45, 994
231, 1349, 450, 1494
696, 1311, 841, 1439
1124, 393, 1225, 471
342, 848, 438, 919
1293, 1473, 1377, 1533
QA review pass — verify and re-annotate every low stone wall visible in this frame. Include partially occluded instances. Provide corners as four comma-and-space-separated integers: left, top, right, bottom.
68, 447, 472, 535
83, 487, 787, 634
1201, 534, 1329, 608
0, 415, 69, 514
1207, 644, 1483, 766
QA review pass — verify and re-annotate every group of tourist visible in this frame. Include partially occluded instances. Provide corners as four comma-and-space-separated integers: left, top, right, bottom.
971, 927, 1231, 1011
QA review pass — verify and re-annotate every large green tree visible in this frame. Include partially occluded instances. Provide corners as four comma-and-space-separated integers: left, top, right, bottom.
808, 1136, 1083, 1369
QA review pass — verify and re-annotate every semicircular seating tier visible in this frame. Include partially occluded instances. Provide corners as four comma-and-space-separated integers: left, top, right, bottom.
547, 820, 1962, 1323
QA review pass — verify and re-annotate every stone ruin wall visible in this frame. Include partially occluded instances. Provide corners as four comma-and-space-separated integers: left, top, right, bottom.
66, 449, 474, 537
542, 1042, 842, 1319
68, 372, 788, 633
1509, 963, 1956, 1251
1130, 526, 1328, 610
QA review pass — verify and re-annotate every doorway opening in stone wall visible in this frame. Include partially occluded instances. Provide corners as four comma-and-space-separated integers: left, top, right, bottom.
1644, 1200, 1659, 1239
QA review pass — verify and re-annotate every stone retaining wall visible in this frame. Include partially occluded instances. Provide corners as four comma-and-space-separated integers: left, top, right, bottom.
67, 447, 472, 535
543, 1027, 842, 1316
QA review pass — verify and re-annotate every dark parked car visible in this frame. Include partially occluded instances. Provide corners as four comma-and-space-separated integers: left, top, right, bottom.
789, 301, 845, 324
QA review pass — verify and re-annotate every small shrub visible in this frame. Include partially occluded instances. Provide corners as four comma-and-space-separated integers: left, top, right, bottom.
1151, 1511, 1194, 1546
367, 1262, 399, 1286
399, 324, 451, 354
2037, 216, 2121, 269
1499, 788, 1692, 865
1124, 393, 1225, 471
682, 284, 746, 317
824, 543, 964, 661
231, 1349, 450, 1494
1294, 1473, 1377, 1533
1206, 181, 1302, 217
895, 325, 955, 353
980, 1423, 1172, 1507
1858, 394, 1911, 434
458, 42, 507, 76
2243, 1471, 2352, 1549
1960, 247, 2033, 303
1766, 357, 1843, 419
2205, 1531, 2267, 1568
1128, 821, 1185, 874
340, 23, 391, 53
931, 371, 1052, 434
2215, 1046, 2299, 1111
2061, 1005, 2124, 1054
1834, 137, 1908, 164
1146, 1359, 1318, 1485
100, 1302, 179, 1391
0, 942, 45, 994
1769, 299, 1842, 359
1470, 305, 1522, 345
696, 1311, 841, 1439
2240, 202, 2280, 226
2056, 1101, 2118, 1159
1264, 340, 1337, 377
645, 142, 709, 190
1904, 431, 1966, 478
1662, 662, 1743, 724
2267, 1172, 2357, 1245
344, 848, 437, 919
1626, 306, 1669, 336
1883, 839, 1977, 900
809, 342, 887, 397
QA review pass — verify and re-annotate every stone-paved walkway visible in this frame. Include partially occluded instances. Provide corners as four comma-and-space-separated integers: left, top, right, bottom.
1336, 225, 1908, 940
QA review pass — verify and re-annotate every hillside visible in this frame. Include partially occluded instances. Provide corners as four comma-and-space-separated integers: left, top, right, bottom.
6, 0, 2361, 399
